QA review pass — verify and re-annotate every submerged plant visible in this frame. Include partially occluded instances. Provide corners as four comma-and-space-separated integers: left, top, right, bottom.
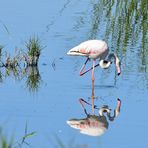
0, 136, 13, 148
25, 36, 43, 66
0, 123, 36, 148
15, 122, 36, 148
0, 129, 13, 148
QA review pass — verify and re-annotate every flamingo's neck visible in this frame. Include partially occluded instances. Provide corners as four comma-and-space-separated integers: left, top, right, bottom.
115, 99, 121, 117
99, 107, 110, 116
107, 53, 121, 75
99, 60, 111, 69
107, 53, 115, 61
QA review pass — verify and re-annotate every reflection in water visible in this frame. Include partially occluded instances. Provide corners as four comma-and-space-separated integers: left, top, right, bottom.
67, 81, 121, 136
89, 0, 147, 50
90, 0, 148, 79
73, 0, 147, 73
2, 66, 24, 81
25, 66, 41, 92
67, 98, 121, 136
71, 0, 148, 89
0, 65, 42, 92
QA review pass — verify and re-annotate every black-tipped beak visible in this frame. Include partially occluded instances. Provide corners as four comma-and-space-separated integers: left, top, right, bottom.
117, 98, 121, 101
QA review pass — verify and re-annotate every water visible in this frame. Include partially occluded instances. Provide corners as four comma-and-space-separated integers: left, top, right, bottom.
0, 0, 148, 147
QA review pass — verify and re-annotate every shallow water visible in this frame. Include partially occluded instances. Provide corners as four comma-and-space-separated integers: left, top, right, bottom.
0, 0, 148, 148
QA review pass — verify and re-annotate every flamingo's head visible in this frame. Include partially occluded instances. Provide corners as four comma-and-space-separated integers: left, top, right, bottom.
100, 53, 121, 75
99, 60, 111, 69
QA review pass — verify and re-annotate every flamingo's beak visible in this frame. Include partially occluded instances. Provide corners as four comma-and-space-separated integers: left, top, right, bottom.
115, 98, 121, 117
117, 63, 121, 76
117, 98, 121, 108
115, 56, 121, 76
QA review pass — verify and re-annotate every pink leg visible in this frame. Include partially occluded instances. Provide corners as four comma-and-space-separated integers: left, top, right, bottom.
91, 80, 95, 114
79, 58, 89, 76
79, 98, 98, 109
91, 60, 96, 114
92, 60, 96, 81
79, 98, 92, 108
79, 98, 90, 115
79, 98, 98, 115
79, 58, 100, 76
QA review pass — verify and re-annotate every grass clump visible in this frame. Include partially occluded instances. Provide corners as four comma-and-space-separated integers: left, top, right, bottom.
0, 123, 36, 148
25, 36, 43, 66
26, 37, 41, 57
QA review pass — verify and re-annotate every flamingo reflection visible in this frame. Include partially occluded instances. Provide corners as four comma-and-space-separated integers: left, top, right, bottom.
67, 98, 121, 136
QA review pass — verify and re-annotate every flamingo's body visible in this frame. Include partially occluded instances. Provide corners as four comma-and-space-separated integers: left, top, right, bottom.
67, 40, 108, 59
67, 98, 121, 136
67, 40, 121, 81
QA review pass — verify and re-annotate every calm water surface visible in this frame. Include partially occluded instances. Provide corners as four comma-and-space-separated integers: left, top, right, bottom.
0, 0, 148, 148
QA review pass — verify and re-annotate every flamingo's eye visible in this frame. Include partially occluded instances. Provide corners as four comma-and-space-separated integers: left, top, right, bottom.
103, 60, 108, 64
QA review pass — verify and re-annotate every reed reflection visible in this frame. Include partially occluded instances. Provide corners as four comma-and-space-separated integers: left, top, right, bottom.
0, 65, 42, 92
73, 0, 147, 73
25, 66, 41, 92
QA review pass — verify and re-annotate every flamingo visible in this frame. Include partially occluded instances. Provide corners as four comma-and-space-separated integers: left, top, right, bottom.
67, 40, 121, 81
67, 98, 121, 136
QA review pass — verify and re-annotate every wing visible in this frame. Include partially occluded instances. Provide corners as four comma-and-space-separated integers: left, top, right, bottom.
67, 40, 108, 57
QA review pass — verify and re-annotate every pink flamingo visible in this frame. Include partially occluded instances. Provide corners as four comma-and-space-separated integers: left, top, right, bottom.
67, 98, 121, 136
67, 40, 121, 81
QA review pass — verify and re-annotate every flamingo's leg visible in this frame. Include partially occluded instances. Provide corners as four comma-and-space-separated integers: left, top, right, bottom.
79, 58, 89, 76
92, 60, 96, 81
91, 60, 96, 115
79, 58, 100, 76
79, 98, 98, 115
91, 82, 95, 114
79, 98, 92, 107
79, 98, 89, 116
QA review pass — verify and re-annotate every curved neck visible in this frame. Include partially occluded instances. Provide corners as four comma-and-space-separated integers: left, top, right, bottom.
105, 53, 121, 75
99, 99, 121, 121
107, 53, 116, 61
99, 107, 110, 116
107, 99, 121, 121
99, 60, 111, 69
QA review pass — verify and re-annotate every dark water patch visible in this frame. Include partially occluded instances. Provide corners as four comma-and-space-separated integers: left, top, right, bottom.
79, 84, 116, 90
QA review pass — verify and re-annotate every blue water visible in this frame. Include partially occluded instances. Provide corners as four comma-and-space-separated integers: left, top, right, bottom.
0, 0, 148, 148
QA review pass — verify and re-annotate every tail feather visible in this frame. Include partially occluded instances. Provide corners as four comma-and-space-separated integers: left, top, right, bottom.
67, 46, 87, 56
